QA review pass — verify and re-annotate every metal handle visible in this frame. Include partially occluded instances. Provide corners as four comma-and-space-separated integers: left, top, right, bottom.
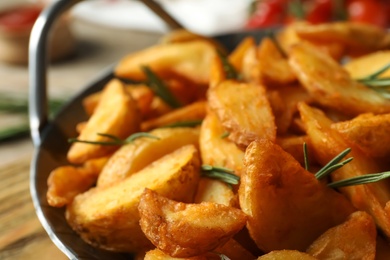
28, 0, 183, 147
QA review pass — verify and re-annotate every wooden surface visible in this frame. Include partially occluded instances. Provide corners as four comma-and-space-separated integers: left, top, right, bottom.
0, 17, 161, 259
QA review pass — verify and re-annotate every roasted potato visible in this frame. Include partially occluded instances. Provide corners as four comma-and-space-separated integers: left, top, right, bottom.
306, 211, 376, 260
138, 188, 247, 258
208, 80, 276, 148
239, 138, 355, 252
97, 127, 199, 187
343, 50, 390, 79
67, 79, 141, 164
66, 145, 201, 252
258, 250, 317, 260
194, 178, 237, 207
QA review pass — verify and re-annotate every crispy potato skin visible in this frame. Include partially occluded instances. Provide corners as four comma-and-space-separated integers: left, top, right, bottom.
208, 80, 276, 148
258, 250, 317, 260
138, 189, 247, 258
66, 145, 201, 252
306, 211, 377, 260
298, 102, 390, 239
97, 127, 199, 187
289, 42, 390, 116
239, 139, 355, 252
194, 178, 237, 207
67, 79, 141, 164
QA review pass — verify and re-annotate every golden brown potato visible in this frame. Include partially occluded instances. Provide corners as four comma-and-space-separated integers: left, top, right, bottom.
239, 138, 355, 252
229, 36, 256, 75
267, 85, 313, 135
66, 145, 201, 252
47, 166, 98, 207
289, 42, 390, 116
306, 211, 376, 260
194, 178, 237, 207
67, 79, 141, 164
115, 40, 216, 85
276, 135, 313, 166
199, 112, 245, 175
258, 250, 316, 260
215, 238, 256, 260
257, 37, 296, 86
298, 102, 390, 239
144, 248, 220, 260
97, 127, 199, 187
240, 40, 261, 83
141, 101, 206, 131
208, 80, 276, 148
294, 21, 390, 55
343, 50, 390, 79
138, 188, 247, 258
332, 113, 390, 158
82, 84, 154, 117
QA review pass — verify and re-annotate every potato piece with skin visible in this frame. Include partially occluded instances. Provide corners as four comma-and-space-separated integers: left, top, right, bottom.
258, 250, 317, 260
289, 42, 390, 116
67, 79, 141, 164
199, 112, 244, 176
144, 248, 220, 260
229, 36, 256, 76
208, 80, 276, 148
258, 37, 296, 86
343, 51, 390, 79
141, 101, 206, 131
294, 22, 390, 55
298, 102, 390, 239
276, 135, 313, 166
306, 211, 376, 260
216, 238, 256, 260
66, 145, 201, 252
97, 127, 199, 187
115, 40, 216, 85
332, 113, 390, 158
239, 139, 356, 252
194, 178, 237, 207
138, 188, 247, 258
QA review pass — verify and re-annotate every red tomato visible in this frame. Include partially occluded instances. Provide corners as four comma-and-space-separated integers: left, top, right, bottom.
0, 6, 42, 31
347, 0, 387, 27
246, 0, 286, 29
305, 0, 333, 24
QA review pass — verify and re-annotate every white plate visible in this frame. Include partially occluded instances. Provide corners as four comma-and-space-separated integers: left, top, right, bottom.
71, 0, 251, 35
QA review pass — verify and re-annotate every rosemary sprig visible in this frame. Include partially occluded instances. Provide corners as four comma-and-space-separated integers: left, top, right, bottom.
356, 62, 390, 97
142, 66, 182, 108
315, 148, 353, 180
216, 50, 240, 80
201, 165, 240, 185
220, 131, 230, 139
328, 171, 390, 189
160, 120, 203, 128
303, 142, 309, 171
68, 132, 160, 146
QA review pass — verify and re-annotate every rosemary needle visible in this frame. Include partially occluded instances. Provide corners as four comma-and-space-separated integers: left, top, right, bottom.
201, 165, 239, 185
328, 171, 390, 189
142, 66, 182, 108
160, 120, 203, 128
68, 132, 160, 146
220, 131, 230, 139
303, 142, 309, 171
315, 148, 352, 180
216, 50, 240, 80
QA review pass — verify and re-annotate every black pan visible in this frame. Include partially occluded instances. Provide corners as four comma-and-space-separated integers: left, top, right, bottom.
28, 0, 273, 259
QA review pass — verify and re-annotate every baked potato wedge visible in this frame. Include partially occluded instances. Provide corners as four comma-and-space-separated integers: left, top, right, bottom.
66, 145, 201, 252
97, 127, 199, 187
194, 178, 237, 207
289, 42, 390, 116
138, 188, 247, 258
298, 102, 390, 239
306, 211, 376, 260
343, 50, 390, 79
258, 250, 317, 260
67, 79, 141, 164
208, 80, 276, 148
239, 138, 355, 252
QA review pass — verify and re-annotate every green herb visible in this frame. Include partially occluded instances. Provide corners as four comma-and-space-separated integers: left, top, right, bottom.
328, 171, 390, 189
288, 0, 305, 20
216, 50, 240, 80
160, 120, 203, 128
268, 32, 287, 58
201, 165, 240, 185
356, 63, 390, 97
68, 132, 160, 146
142, 66, 182, 108
220, 131, 230, 139
303, 142, 309, 171
315, 148, 353, 180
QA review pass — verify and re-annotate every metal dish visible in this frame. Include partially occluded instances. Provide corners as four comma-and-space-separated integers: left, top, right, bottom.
28, 0, 272, 259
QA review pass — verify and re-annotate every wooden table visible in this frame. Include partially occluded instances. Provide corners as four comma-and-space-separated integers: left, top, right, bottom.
0, 18, 161, 259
